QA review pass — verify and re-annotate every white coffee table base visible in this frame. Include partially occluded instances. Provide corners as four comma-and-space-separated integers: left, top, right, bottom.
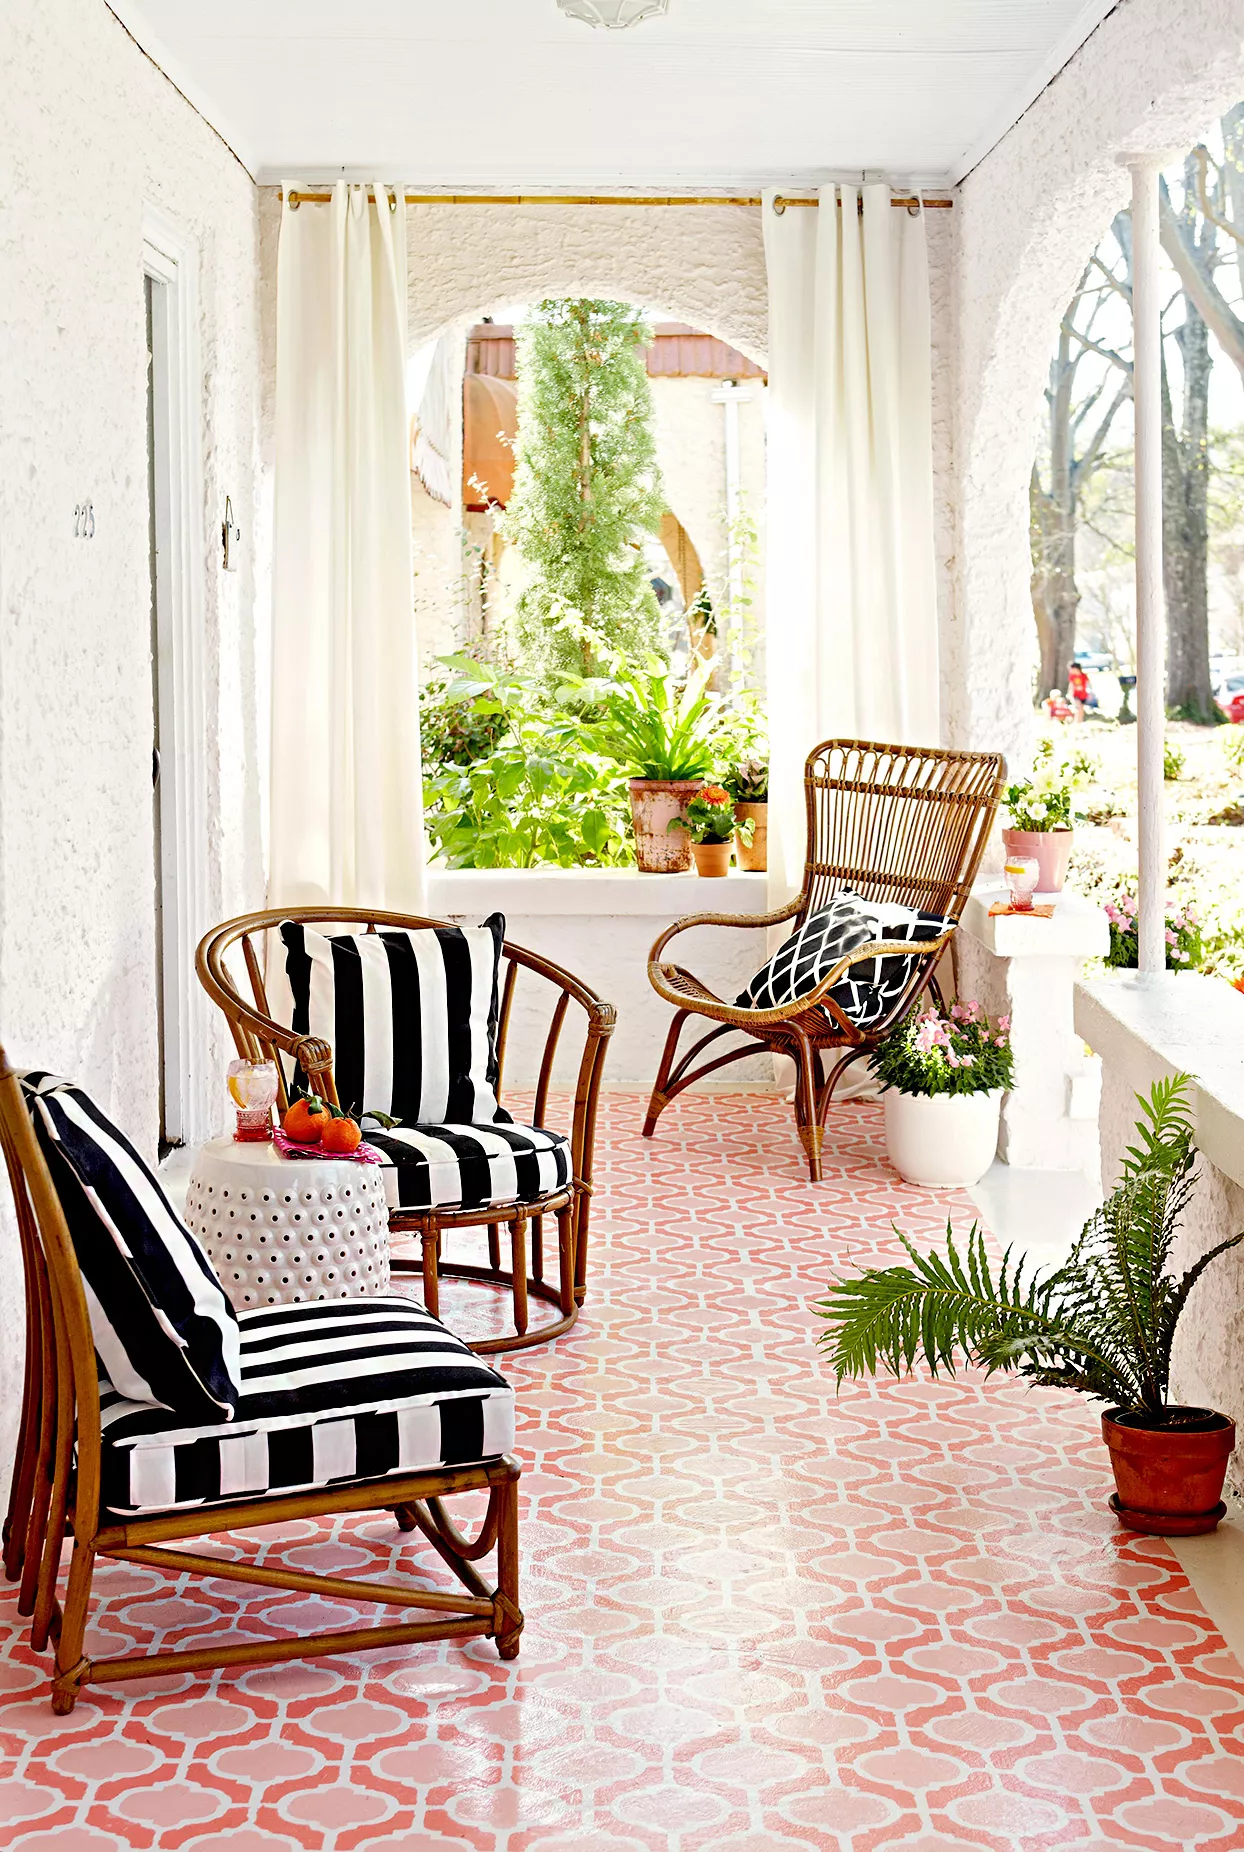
185, 1138, 390, 1311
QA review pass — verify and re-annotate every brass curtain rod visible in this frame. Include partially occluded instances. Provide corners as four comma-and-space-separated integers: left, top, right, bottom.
281, 189, 951, 211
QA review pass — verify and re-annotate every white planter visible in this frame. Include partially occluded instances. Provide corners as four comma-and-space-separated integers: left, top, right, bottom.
884, 1088, 1003, 1189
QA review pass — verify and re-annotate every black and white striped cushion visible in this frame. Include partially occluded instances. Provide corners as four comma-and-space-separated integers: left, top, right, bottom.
737, 889, 954, 1028
363, 1120, 572, 1212
279, 916, 508, 1125
97, 1294, 513, 1515
19, 1072, 241, 1422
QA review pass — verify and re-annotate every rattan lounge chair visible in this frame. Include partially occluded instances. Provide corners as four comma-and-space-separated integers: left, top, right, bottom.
644, 740, 1006, 1180
0, 1051, 522, 1715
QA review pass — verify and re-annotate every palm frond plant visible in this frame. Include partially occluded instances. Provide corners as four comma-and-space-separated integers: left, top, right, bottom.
816, 1075, 1242, 1532
586, 661, 723, 782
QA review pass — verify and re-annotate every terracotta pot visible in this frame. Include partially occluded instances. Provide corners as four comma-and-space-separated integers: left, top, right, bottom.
628, 779, 702, 873
1102, 1407, 1235, 1535
733, 800, 768, 872
883, 1088, 1003, 1188
691, 840, 732, 877
1002, 827, 1073, 893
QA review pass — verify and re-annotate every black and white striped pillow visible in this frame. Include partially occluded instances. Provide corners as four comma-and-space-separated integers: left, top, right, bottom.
737, 889, 954, 1026
19, 1072, 241, 1422
279, 915, 508, 1126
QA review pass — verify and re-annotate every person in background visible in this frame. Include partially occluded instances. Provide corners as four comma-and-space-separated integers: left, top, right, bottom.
1067, 659, 1097, 720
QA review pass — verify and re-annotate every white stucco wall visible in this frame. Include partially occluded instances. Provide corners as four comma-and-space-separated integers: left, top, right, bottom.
0, 0, 263, 1461
949, 0, 1244, 766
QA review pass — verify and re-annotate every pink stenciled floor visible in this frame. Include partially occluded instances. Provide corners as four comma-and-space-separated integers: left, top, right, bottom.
2, 1093, 1244, 1852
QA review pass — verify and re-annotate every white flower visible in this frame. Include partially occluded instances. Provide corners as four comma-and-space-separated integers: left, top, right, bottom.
1029, 800, 1047, 820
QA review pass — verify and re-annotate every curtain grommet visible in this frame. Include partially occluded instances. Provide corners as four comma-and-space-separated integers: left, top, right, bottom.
772, 197, 786, 216
287, 190, 300, 210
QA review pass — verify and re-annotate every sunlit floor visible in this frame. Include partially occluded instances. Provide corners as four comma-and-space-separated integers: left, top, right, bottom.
2, 1094, 1243, 1851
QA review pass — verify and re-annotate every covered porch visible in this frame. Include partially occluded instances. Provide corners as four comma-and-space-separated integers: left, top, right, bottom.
3, 0, 1244, 1843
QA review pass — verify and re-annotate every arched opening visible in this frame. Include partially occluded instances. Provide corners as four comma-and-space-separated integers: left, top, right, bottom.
407, 287, 768, 868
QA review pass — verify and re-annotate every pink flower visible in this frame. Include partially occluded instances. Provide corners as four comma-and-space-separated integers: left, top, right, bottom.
960, 1053, 975, 1067
1165, 928, 1177, 945
997, 1015, 1011, 1033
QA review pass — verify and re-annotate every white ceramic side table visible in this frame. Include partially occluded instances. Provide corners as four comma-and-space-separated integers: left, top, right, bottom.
185, 1138, 390, 1311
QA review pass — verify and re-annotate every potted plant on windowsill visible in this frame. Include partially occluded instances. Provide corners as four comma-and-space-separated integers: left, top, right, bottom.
816, 1075, 1241, 1536
674, 783, 753, 876
1001, 739, 1090, 892
871, 998, 1013, 1189
726, 757, 768, 872
587, 664, 722, 872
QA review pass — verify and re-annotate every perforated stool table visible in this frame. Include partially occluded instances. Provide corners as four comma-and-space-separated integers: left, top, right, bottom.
185, 1138, 390, 1311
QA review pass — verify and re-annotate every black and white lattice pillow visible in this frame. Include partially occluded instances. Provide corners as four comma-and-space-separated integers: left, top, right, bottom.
737, 889, 954, 1025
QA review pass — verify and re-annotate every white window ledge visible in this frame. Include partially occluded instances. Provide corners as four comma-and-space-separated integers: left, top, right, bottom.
1075, 973, 1244, 1190
427, 864, 768, 918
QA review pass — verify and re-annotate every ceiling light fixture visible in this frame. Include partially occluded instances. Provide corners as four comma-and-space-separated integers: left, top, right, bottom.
556, 0, 669, 27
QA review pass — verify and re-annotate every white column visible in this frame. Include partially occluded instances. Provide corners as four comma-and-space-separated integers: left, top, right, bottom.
1123, 154, 1167, 975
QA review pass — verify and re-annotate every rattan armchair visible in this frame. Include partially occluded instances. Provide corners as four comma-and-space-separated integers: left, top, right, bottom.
0, 1049, 522, 1715
645, 740, 1006, 1180
197, 908, 615, 1353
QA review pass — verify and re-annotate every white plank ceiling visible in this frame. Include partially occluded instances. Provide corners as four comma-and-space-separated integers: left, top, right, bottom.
108, 0, 1118, 189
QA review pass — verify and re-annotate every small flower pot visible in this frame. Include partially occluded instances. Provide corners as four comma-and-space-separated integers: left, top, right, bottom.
1002, 827, 1073, 893
734, 801, 768, 872
628, 779, 702, 873
1102, 1407, 1235, 1535
883, 1088, 1003, 1188
691, 840, 732, 877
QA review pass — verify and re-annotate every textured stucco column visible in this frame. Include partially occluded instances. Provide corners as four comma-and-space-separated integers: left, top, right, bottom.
956, 884, 1109, 1171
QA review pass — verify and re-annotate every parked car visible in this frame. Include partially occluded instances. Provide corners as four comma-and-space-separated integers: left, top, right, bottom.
1217, 672, 1244, 722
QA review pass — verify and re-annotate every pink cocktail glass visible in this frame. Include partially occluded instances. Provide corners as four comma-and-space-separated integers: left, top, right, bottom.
1004, 857, 1040, 912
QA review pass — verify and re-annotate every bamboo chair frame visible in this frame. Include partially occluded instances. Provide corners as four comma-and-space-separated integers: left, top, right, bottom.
644, 740, 1007, 1180
0, 1047, 522, 1716
196, 909, 616, 1353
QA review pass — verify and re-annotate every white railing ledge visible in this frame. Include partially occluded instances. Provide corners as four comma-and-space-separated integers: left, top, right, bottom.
426, 864, 768, 919
1075, 972, 1244, 1190
961, 883, 1110, 959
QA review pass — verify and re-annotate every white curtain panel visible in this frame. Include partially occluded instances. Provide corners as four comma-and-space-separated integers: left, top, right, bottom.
269, 181, 425, 910
762, 184, 939, 905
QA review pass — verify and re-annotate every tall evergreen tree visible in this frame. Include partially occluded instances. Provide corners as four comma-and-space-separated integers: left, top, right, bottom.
505, 299, 667, 676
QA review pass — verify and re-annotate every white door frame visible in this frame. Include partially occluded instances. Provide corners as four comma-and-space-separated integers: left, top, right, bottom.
143, 205, 211, 1146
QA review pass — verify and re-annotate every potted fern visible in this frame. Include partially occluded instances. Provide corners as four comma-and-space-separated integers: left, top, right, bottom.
588, 665, 722, 872
872, 999, 1013, 1188
816, 1076, 1241, 1535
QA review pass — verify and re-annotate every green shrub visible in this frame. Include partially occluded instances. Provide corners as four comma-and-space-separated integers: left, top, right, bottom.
1163, 740, 1186, 781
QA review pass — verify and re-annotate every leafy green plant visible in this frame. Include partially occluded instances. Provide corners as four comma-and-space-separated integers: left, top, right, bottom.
1164, 740, 1186, 781
424, 735, 632, 868
584, 663, 725, 781
420, 651, 633, 868
420, 660, 507, 769
1104, 894, 1202, 970
869, 999, 1014, 1099
725, 756, 768, 803
815, 1076, 1244, 1417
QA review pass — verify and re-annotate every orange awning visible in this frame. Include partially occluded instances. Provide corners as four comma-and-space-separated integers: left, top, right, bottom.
462, 371, 517, 510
